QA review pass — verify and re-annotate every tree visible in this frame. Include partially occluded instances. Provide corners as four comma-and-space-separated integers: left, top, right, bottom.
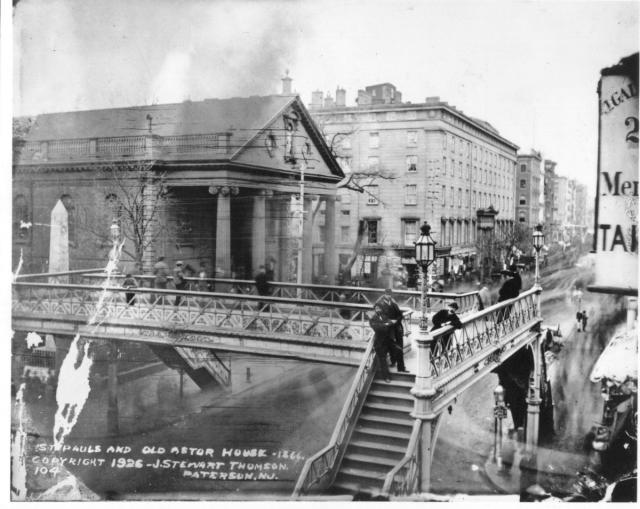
81, 160, 173, 272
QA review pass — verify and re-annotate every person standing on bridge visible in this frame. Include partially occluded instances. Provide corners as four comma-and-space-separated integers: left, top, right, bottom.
153, 256, 170, 305
431, 301, 463, 351
369, 303, 394, 383
173, 261, 187, 306
497, 264, 521, 323
255, 265, 271, 311
122, 273, 137, 306
375, 289, 407, 373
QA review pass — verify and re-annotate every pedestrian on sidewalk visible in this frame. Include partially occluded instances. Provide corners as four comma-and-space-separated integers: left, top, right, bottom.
173, 261, 187, 306
581, 309, 588, 332
576, 310, 583, 332
369, 303, 394, 382
431, 301, 463, 351
375, 288, 407, 372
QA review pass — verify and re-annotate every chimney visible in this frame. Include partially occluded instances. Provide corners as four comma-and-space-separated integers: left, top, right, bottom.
425, 96, 440, 104
310, 90, 324, 109
335, 87, 346, 107
323, 93, 335, 108
281, 70, 292, 95
356, 89, 372, 106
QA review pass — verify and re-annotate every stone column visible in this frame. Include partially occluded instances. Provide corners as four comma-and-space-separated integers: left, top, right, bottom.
252, 192, 267, 274
324, 196, 337, 284
301, 196, 314, 284
106, 342, 120, 437
210, 186, 238, 277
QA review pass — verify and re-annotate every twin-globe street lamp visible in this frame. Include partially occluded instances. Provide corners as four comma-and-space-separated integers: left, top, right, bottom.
414, 222, 437, 330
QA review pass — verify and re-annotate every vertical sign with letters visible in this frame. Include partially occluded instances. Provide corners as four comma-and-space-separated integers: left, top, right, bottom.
592, 53, 638, 294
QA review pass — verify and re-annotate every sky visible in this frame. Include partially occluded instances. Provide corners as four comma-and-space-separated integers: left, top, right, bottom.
10, 0, 640, 195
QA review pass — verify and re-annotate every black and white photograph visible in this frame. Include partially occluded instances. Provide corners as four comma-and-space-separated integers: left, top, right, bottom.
6, 0, 638, 503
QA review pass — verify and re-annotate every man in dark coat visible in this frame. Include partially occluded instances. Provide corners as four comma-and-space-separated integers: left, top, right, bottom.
497, 265, 521, 323
431, 301, 463, 351
153, 256, 170, 305
255, 265, 271, 310
122, 273, 137, 306
375, 289, 407, 372
173, 261, 187, 306
369, 303, 394, 382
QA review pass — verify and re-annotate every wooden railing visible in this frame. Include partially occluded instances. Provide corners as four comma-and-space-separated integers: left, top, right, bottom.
382, 419, 422, 496
292, 340, 378, 497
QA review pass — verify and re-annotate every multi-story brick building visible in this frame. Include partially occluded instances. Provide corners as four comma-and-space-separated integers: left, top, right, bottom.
515, 151, 542, 226
310, 84, 518, 286
543, 159, 558, 234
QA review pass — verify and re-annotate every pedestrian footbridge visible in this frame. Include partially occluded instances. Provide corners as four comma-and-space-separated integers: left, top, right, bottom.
12, 270, 477, 366
12, 269, 543, 497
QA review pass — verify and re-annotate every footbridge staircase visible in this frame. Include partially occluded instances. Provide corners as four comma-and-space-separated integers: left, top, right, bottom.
292, 286, 543, 498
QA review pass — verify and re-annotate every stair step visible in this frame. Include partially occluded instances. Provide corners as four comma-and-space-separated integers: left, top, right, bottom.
331, 480, 374, 496
372, 379, 414, 391
359, 413, 413, 427
343, 453, 396, 471
350, 439, 406, 456
353, 426, 412, 442
368, 389, 414, 402
364, 401, 413, 414
337, 466, 386, 482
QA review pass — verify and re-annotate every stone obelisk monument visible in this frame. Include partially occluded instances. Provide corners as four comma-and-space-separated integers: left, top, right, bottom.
49, 199, 69, 282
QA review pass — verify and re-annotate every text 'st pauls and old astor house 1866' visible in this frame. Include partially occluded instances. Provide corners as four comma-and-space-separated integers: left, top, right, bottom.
310, 83, 518, 286
13, 89, 344, 284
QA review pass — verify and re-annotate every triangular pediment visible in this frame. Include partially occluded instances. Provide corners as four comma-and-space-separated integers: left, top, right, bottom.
232, 98, 344, 182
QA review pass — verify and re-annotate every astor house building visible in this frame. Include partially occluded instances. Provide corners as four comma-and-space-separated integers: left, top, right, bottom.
13, 94, 344, 284
310, 83, 519, 285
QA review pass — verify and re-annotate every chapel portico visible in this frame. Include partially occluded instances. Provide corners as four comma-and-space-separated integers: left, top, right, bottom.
13, 95, 344, 283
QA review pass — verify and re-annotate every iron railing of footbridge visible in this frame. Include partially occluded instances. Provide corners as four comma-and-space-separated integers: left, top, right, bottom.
382, 286, 542, 497
26, 270, 481, 316
11, 281, 414, 343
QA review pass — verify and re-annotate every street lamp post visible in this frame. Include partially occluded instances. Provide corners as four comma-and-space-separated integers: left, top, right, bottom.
414, 222, 437, 330
532, 224, 545, 287
476, 206, 497, 283
493, 384, 506, 468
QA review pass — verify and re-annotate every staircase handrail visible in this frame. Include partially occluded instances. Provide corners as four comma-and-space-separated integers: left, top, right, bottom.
292, 338, 377, 497
381, 418, 422, 496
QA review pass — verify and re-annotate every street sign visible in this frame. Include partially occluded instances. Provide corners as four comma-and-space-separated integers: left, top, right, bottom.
494, 406, 508, 419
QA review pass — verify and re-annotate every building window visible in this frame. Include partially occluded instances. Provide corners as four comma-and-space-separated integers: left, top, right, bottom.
441, 222, 447, 244
341, 209, 351, 218
407, 131, 418, 146
366, 185, 379, 205
341, 226, 350, 243
458, 161, 462, 177
367, 156, 379, 171
403, 219, 418, 245
519, 195, 526, 205
405, 184, 417, 205
449, 187, 454, 208
520, 164, 526, 172
366, 219, 378, 244
442, 185, 446, 206
13, 194, 29, 239
520, 179, 526, 188
458, 188, 462, 207
465, 189, 469, 208
473, 191, 477, 208
406, 155, 418, 172
519, 212, 526, 223
369, 132, 379, 149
